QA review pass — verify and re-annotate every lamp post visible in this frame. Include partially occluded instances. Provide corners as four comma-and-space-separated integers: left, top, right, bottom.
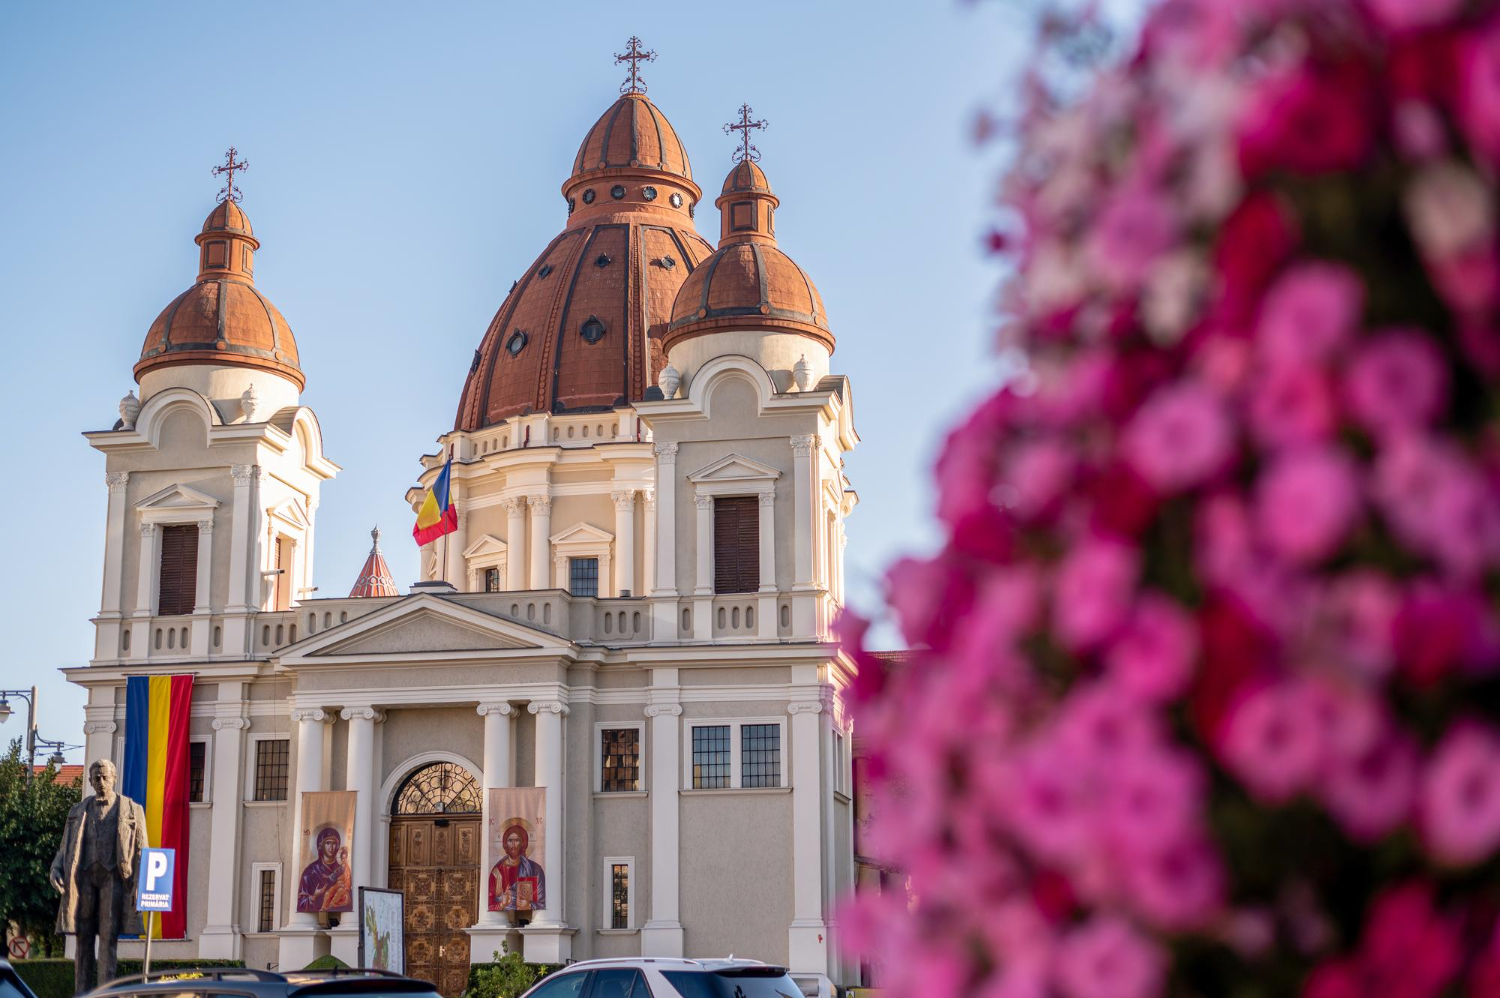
33, 736, 69, 768
0, 685, 39, 780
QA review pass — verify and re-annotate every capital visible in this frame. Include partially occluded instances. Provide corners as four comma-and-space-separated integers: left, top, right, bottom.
340, 706, 381, 722
197, 517, 214, 536
654, 441, 679, 464
289, 707, 327, 723
230, 464, 266, 484
641, 488, 656, 512
138, 522, 156, 538
83, 720, 117, 735
527, 700, 570, 717
643, 704, 682, 718
790, 434, 817, 457
210, 716, 251, 731
693, 495, 713, 510
105, 472, 129, 494
787, 700, 825, 715
528, 494, 552, 513
611, 489, 636, 510
503, 496, 527, 514
477, 702, 515, 717
758, 491, 776, 507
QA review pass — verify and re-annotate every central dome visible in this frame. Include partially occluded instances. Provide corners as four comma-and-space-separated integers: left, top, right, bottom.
455, 93, 712, 430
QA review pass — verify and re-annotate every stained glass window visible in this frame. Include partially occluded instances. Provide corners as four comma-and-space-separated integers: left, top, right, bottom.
611, 863, 630, 929
393, 762, 481, 815
601, 728, 640, 792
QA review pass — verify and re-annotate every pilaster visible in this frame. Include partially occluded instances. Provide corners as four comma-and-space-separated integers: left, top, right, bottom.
641, 680, 684, 957
611, 489, 636, 597
527, 495, 552, 589
199, 685, 249, 959
504, 497, 527, 591
787, 697, 830, 976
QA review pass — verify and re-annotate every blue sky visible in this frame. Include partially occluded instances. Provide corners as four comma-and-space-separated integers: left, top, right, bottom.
0, 2, 1040, 759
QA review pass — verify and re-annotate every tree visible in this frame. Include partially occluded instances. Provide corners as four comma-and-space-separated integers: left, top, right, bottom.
0, 739, 80, 956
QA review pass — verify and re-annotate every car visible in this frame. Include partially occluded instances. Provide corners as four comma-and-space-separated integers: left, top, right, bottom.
88, 967, 442, 998
517, 958, 806, 998
0, 958, 44, 998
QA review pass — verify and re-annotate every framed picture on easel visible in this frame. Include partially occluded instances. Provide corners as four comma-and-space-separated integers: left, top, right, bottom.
357, 887, 404, 974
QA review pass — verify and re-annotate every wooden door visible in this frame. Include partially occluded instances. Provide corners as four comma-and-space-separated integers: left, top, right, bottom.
388, 816, 480, 997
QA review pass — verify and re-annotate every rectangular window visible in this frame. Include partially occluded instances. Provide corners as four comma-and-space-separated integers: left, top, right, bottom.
258, 868, 277, 932
713, 496, 760, 595
188, 741, 206, 802
484, 567, 501, 592
569, 557, 599, 597
741, 723, 781, 788
610, 863, 630, 929
600, 728, 640, 792
157, 524, 199, 616
691, 725, 731, 789
273, 536, 291, 611
253, 738, 289, 801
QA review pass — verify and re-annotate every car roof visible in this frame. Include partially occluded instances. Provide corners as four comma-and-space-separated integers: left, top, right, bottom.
556, 957, 783, 973
91, 969, 439, 996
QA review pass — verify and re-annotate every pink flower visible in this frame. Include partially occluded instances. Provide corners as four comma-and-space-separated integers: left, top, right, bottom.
885, 553, 975, 652
1318, 571, 1400, 680
1124, 835, 1225, 931
1104, 747, 1202, 851
1004, 437, 1074, 521
1053, 917, 1165, 998
1221, 683, 1324, 803
1374, 438, 1500, 577
1238, 61, 1374, 177
1344, 330, 1448, 439
1005, 743, 1096, 867
1053, 538, 1139, 651
1105, 595, 1199, 701
1361, 882, 1463, 998
1421, 724, 1500, 866
1324, 729, 1418, 843
1403, 161, 1493, 260
1461, 18, 1500, 168
1255, 262, 1364, 369
1247, 363, 1337, 450
1121, 380, 1234, 494
1362, 0, 1464, 34
1254, 447, 1361, 565
1087, 185, 1180, 293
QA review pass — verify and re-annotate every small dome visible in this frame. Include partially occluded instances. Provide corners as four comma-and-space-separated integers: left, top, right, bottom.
665, 160, 832, 353
722, 160, 771, 195
135, 200, 304, 390
570, 92, 694, 189
350, 526, 400, 598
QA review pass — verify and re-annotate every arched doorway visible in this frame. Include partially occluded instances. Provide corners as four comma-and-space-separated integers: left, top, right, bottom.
388, 762, 482, 997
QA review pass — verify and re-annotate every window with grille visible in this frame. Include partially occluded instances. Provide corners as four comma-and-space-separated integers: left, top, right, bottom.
742, 723, 781, 788
569, 557, 599, 597
713, 496, 759, 594
610, 863, 630, 929
691, 725, 731, 789
253, 739, 289, 801
393, 762, 481, 814
600, 728, 640, 792
484, 567, 501, 592
258, 868, 277, 932
157, 524, 198, 616
188, 741, 206, 802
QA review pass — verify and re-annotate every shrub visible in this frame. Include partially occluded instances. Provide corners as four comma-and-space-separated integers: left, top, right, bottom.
463, 948, 556, 998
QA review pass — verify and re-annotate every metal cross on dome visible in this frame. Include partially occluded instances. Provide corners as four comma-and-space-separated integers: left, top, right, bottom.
614, 36, 656, 95
212, 146, 249, 204
725, 104, 768, 164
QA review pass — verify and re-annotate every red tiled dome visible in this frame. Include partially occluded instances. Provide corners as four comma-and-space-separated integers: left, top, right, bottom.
350, 527, 400, 598
454, 96, 713, 431
135, 201, 303, 389
666, 160, 832, 354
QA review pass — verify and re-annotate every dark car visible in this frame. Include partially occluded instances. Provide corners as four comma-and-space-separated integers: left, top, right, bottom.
89, 967, 442, 998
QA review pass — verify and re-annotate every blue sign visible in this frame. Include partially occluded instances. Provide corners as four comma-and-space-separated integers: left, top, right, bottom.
136, 847, 175, 912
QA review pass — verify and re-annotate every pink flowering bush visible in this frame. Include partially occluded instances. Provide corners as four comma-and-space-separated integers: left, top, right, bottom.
841, 1, 1500, 995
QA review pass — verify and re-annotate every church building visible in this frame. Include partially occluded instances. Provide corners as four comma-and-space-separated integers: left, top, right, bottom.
64, 46, 860, 997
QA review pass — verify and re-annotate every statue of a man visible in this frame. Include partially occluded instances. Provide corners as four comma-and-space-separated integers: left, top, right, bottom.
50, 758, 148, 996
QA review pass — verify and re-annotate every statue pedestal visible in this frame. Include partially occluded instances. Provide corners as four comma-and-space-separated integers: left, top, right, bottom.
465, 918, 517, 966
277, 925, 328, 970
328, 925, 359, 967
519, 924, 575, 965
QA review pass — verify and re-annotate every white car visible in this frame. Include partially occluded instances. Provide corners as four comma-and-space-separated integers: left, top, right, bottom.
517, 958, 805, 998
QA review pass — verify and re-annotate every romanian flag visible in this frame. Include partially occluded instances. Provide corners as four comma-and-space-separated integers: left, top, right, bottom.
122, 674, 194, 939
412, 454, 458, 546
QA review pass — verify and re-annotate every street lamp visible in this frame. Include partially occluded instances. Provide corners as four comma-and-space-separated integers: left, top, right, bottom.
0, 686, 39, 779
34, 736, 69, 768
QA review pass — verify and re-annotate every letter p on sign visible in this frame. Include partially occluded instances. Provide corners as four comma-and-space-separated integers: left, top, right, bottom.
135, 847, 175, 912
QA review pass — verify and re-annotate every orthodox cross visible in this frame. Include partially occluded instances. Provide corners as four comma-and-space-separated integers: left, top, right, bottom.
212, 146, 249, 204
615, 36, 656, 94
725, 104, 768, 163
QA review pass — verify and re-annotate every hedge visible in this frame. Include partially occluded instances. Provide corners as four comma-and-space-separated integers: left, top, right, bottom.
13, 958, 245, 998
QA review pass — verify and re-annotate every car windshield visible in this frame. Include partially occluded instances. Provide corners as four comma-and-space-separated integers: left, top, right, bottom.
0, 978, 31, 998
660, 970, 802, 998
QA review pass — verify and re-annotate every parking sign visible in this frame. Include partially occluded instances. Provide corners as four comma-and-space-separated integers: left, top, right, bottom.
136, 847, 175, 912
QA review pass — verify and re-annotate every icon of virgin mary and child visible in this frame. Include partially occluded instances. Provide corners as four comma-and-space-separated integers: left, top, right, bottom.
488, 822, 545, 911
298, 826, 353, 913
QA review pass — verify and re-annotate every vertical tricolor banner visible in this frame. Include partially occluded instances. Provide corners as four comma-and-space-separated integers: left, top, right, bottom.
123, 674, 194, 939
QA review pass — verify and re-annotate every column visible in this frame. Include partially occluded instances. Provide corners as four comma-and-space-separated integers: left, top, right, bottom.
287, 707, 329, 929
789, 435, 818, 637
134, 523, 157, 617
200, 685, 250, 958
475, 703, 514, 928
611, 490, 636, 597
787, 699, 829, 975
303, 498, 319, 599
81, 713, 115, 789
98, 473, 130, 660
341, 707, 381, 896
225, 465, 264, 655
527, 700, 568, 925
757, 492, 778, 639
190, 517, 215, 656
651, 445, 677, 595
641, 489, 657, 601
692, 496, 713, 640
528, 495, 552, 589
641, 689, 684, 957
505, 498, 527, 590
446, 499, 468, 587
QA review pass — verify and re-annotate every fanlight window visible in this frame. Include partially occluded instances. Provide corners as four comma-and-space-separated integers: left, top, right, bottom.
392, 762, 481, 815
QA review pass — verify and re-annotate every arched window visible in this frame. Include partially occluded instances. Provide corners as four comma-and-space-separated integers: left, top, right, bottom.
391, 762, 481, 815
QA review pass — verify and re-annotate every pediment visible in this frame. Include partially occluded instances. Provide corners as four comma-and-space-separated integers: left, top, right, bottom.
312, 608, 540, 656
269, 497, 310, 529
687, 453, 781, 483
135, 483, 220, 512
463, 534, 507, 559
549, 522, 614, 546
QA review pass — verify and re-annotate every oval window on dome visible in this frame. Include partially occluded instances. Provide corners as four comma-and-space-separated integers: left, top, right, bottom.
580, 316, 606, 344
538, 264, 553, 279
642, 186, 658, 201
582, 188, 596, 204
670, 192, 683, 208
610, 184, 626, 200
505, 330, 529, 357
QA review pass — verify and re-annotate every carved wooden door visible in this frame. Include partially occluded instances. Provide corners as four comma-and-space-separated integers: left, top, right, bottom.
388, 816, 480, 997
